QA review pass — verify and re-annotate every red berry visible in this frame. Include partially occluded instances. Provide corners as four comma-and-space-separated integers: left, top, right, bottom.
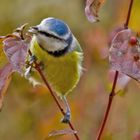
129, 36, 137, 46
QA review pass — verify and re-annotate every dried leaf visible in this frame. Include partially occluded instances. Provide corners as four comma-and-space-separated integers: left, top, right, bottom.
85, 0, 105, 22
0, 64, 14, 109
0, 24, 29, 110
0, 30, 29, 68
3, 36, 29, 74
14, 23, 28, 33
108, 27, 125, 46
0, 40, 8, 68
109, 29, 140, 82
108, 69, 130, 95
133, 132, 140, 140
13, 23, 29, 39
46, 129, 77, 139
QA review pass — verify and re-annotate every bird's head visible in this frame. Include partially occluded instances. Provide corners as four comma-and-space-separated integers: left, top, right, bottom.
29, 17, 73, 56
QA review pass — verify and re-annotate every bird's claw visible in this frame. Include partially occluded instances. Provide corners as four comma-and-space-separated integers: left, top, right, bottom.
61, 112, 71, 123
24, 55, 37, 78
29, 55, 44, 70
24, 66, 32, 78
25, 55, 44, 79
29, 55, 37, 65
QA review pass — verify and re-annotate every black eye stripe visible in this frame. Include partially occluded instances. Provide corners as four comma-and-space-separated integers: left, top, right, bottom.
37, 32, 73, 57
38, 30, 65, 41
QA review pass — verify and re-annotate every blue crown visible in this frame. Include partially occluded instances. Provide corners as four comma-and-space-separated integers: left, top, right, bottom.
42, 18, 69, 36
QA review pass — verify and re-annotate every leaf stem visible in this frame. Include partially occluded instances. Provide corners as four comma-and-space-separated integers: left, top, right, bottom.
28, 50, 80, 140
96, 0, 134, 139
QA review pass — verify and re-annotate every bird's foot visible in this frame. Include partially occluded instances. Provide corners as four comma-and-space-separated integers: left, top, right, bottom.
30, 55, 44, 70
29, 55, 37, 64
61, 112, 71, 123
24, 55, 37, 78
24, 66, 32, 78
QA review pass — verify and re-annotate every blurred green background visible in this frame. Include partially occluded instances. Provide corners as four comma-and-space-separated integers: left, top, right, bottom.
0, 0, 140, 140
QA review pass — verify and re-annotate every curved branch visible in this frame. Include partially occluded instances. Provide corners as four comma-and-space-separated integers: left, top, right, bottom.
28, 50, 80, 140
96, 71, 119, 140
124, 0, 134, 28
96, 0, 134, 139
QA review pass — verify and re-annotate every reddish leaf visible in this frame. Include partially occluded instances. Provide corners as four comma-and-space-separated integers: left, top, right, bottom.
0, 24, 29, 110
3, 36, 29, 74
0, 43, 8, 68
46, 129, 77, 139
108, 69, 130, 93
0, 36, 15, 68
108, 27, 125, 46
109, 29, 140, 82
133, 132, 140, 140
0, 64, 14, 109
85, 0, 105, 22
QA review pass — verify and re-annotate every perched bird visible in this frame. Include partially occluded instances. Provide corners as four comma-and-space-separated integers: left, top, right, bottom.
26, 17, 83, 123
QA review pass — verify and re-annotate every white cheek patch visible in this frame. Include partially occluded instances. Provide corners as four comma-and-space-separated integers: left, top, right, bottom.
36, 35, 68, 52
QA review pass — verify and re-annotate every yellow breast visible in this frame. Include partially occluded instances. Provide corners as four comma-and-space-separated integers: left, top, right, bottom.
30, 37, 83, 96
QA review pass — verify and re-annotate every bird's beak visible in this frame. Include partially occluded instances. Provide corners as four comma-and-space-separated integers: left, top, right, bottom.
28, 26, 38, 34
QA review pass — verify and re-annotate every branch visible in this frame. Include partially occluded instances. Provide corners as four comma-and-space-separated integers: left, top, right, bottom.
96, 71, 118, 140
28, 50, 80, 140
96, 0, 134, 139
124, 0, 134, 28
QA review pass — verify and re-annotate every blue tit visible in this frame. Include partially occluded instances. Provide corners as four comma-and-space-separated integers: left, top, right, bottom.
27, 17, 83, 123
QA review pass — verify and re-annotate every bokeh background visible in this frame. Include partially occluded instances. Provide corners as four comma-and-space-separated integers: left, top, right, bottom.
0, 0, 140, 140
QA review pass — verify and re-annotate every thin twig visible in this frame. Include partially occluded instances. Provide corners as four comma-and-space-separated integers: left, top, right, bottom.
96, 0, 134, 139
28, 50, 80, 140
96, 71, 118, 140
124, 0, 134, 28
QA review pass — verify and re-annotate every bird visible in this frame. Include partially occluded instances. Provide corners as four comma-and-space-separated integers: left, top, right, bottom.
26, 17, 83, 123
